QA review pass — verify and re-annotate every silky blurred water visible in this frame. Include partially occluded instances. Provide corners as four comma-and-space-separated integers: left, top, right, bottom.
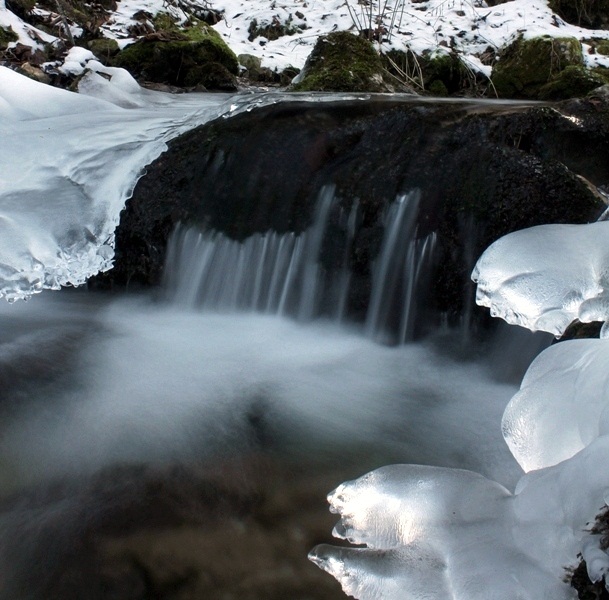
0, 286, 533, 497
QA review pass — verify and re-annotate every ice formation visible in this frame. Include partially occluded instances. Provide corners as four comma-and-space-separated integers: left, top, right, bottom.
472, 222, 609, 337
503, 338, 609, 472
311, 434, 609, 600
0, 67, 231, 300
311, 222, 609, 597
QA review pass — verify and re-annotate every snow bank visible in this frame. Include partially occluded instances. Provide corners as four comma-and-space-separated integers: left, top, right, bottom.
95, 0, 609, 74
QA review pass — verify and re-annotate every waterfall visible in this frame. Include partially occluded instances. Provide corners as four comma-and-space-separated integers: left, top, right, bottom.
364, 190, 438, 343
164, 186, 438, 342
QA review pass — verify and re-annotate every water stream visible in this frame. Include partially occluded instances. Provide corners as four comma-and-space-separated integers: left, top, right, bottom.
0, 88, 553, 599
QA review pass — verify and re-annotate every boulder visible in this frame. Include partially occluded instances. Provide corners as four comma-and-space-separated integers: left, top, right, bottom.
114, 20, 238, 89
492, 35, 587, 99
291, 31, 391, 92
91, 96, 608, 329
538, 64, 609, 99
383, 48, 480, 96
87, 38, 120, 64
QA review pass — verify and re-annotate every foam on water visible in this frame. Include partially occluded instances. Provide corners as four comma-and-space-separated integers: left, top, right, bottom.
0, 291, 522, 492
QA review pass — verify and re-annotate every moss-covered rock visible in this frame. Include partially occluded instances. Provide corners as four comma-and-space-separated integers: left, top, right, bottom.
549, 0, 609, 29
492, 35, 584, 99
538, 64, 609, 99
237, 52, 276, 83
87, 38, 120, 64
114, 20, 238, 89
291, 31, 389, 92
0, 25, 18, 50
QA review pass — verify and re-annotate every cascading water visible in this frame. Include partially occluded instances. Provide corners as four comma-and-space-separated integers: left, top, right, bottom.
163, 185, 438, 343
0, 85, 561, 600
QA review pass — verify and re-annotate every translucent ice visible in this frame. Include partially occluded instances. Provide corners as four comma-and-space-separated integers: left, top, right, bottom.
472, 222, 609, 337
503, 338, 609, 472
311, 434, 609, 600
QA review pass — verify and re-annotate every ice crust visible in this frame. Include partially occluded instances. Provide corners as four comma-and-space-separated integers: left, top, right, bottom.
0, 66, 232, 300
472, 222, 609, 337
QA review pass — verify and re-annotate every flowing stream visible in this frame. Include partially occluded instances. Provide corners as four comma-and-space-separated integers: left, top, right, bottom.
0, 88, 553, 599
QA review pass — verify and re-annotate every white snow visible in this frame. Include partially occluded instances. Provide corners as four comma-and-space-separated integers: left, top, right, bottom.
96, 0, 609, 75
2, 0, 609, 78
0, 0, 56, 49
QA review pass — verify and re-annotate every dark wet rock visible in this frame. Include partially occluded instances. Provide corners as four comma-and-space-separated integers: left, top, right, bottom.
571, 505, 609, 599
91, 96, 608, 331
559, 320, 604, 341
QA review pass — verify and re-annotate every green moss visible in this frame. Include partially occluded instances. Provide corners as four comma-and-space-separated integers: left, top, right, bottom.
114, 21, 238, 88
152, 11, 177, 32
492, 35, 584, 99
538, 64, 609, 99
595, 39, 609, 55
88, 38, 120, 63
0, 25, 18, 50
382, 48, 477, 96
428, 79, 449, 96
582, 38, 609, 56
292, 31, 387, 92
424, 51, 472, 95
